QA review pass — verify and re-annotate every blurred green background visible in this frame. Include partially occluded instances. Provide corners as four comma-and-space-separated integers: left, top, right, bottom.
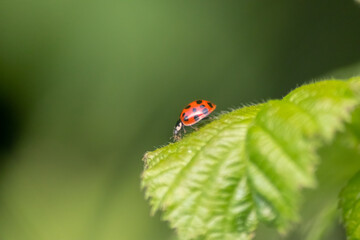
1, 1, 360, 240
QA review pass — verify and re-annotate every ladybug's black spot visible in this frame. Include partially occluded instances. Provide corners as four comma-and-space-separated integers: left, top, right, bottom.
196, 100, 203, 104
182, 112, 185, 117
184, 116, 189, 121
194, 115, 199, 121
207, 102, 213, 108
185, 105, 191, 109
192, 108, 197, 112
200, 104, 205, 108
202, 108, 209, 115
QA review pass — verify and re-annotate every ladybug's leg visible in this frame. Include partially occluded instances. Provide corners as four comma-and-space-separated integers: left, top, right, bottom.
202, 116, 215, 123
190, 125, 198, 131
173, 130, 182, 142
173, 134, 181, 142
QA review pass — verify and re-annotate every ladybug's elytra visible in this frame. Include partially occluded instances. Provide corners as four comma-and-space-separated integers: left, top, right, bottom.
173, 99, 216, 141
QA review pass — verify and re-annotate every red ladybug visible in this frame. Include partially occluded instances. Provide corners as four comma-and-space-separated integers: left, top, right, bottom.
173, 99, 216, 141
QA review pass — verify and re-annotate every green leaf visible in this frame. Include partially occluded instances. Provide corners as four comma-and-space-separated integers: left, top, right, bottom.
339, 171, 360, 240
142, 77, 360, 240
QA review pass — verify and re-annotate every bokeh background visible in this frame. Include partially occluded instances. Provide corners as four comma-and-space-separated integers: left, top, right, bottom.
1, 1, 360, 240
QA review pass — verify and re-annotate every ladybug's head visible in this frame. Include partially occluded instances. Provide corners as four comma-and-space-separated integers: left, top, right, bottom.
173, 119, 183, 141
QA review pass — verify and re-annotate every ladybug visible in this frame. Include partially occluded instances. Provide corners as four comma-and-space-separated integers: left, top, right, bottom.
173, 99, 216, 141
